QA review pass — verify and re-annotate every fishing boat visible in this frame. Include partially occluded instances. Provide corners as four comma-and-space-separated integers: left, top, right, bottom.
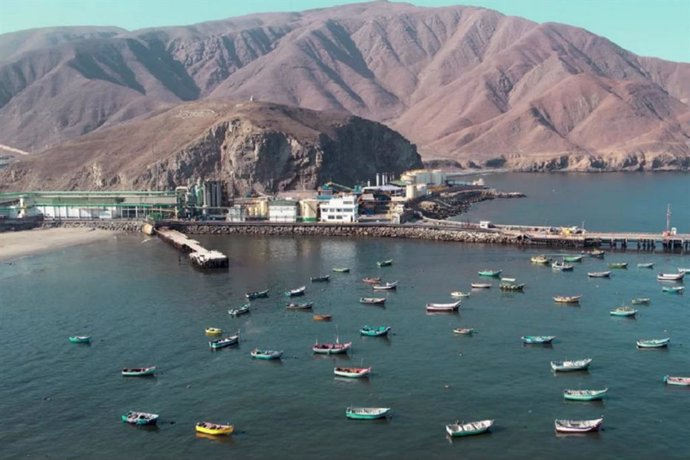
478, 269, 502, 277
521, 335, 556, 344
678, 268, 690, 274
531, 255, 551, 265
209, 333, 240, 350
445, 419, 494, 437
663, 375, 690, 386
121, 411, 159, 425
563, 388, 608, 401
286, 302, 314, 310
377, 259, 393, 267
250, 349, 283, 360
313, 314, 332, 321
332, 267, 350, 273
228, 304, 250, 316
631, 298, 651, 305
554, 417, 603, 433
285, 286, 306, 297
637, 262, 654, 269
552, 261, 574, 271
563, 255, 584, 263
636, 337, 670, 348
499, 282, 525, 291
610, 306, 637, 317
245, 289, 269, 300
372, 281, 398, 291
196, 421, 234, 436
68, 336, 91, 344
426, 301, 461, 313
334, 366, 371, 378
470, 282, 492, 289
121, 366, 156, 377
310, 275, 330, 282
450, 291, 470, 298
608, 262, 628, 269
553, 295, 582, 304
501, 277, 517, 283
359, 297, 386, 305
662, 286, 684, 294
587, 271, 611, 278
658, 272, 684, 281
313, 339, 352, 355
205, 327, 222, 335
551, 359, 592, 372
585, 249, 605, 258
345, 407, 390, 420
360, 325, 391, 337
362, 277, 381, 284
453, 328, 474, 335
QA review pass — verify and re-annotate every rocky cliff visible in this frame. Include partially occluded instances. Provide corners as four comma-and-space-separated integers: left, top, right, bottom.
0, 100, 422, 192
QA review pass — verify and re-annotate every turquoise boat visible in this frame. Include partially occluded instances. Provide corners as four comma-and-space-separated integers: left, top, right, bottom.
631, 298, 651, 305
121, 411, 158, 425
563, 255, 584, 263
662, 286, 684, 294
332, 267, 350, 273
345, 407, 390, 420
68, 336, 91, 344
250, 349, 283, 360
360, 325, 391, 337
478, 269, 502, 277
521, 335, 556, 344
608, 262, 628, 269
563, 388, 608, 401
377, 259, 393, 267
610, 306, 637, 317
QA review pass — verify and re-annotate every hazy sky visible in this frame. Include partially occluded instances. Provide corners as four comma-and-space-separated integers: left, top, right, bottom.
1, 0, 688, 62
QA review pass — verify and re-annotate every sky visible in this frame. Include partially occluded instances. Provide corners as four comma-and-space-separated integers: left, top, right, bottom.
1, 0, 688, 62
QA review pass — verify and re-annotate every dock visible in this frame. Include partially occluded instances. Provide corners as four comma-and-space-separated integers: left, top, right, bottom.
156, 227, 228, 269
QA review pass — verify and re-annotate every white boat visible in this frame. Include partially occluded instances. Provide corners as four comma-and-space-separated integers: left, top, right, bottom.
426, 300, 461, 313
552, 261, 574, 271
587, 271, 611, 278
285, 286, 307, 297
453, 328, 474, 335
372, 281, 398, 291
121, 411, 159, 425
228, 304, 250, 316
554, 417, 603, 433
445, 419, 494, 437
678, 268, 690, 274
450, 291, 470, 298
636, 337, 670, 348
664, 375, 690, 386
657, 272, 684, 281
121, 366, 156, 377
551, 359, 592, 372
250, 349, 283, 360
563, 388, 608, 401
501, 277, 516, 283
470, 282, 491, 289
333, 366, 371, 378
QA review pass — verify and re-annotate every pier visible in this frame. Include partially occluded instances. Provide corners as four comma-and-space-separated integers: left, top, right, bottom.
156, 227, 228, 269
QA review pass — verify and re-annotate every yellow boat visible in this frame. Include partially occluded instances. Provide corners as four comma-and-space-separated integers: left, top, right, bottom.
205, 327, 223, 335
196, 421, 234, 436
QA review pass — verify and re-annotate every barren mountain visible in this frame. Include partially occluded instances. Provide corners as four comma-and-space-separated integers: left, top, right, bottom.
0, 100, 422, 192
0, 1, 688, 172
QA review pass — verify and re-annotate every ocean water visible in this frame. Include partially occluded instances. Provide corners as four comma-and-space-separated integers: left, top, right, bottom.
1, 174, 689, 459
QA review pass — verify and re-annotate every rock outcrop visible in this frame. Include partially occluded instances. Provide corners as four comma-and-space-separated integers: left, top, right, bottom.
0, 100, 422, 192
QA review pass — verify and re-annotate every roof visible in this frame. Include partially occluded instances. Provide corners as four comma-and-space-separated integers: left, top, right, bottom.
362, 185, 402, 192
269, 199, 299, 207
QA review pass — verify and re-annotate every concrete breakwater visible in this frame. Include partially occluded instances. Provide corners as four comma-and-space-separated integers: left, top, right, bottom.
160, 222, 523, 245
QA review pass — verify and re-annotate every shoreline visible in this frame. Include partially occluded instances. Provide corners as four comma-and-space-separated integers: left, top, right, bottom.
0, 227, 116, 262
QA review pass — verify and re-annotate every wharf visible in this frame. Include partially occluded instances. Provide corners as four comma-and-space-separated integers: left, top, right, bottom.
156, 227, 228, 269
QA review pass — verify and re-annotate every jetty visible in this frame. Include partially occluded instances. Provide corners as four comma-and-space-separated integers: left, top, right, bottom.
156, 227, 228, 269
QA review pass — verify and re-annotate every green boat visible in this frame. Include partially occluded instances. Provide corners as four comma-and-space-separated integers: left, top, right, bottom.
478, 269, 502, 277
563, 388, 608, 401
68, 336, 91, 344
610, 306, 637, 317
608, 262, 628, 269
332, 267, 350, 273
563, 255, 584, 263
345, 407, 390, 420
662, 286, 684, 294
360, 325, 391, 337
377, 259, 393, 267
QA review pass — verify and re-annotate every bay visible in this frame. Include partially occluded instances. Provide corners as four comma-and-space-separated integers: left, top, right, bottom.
1, 173, 690, 459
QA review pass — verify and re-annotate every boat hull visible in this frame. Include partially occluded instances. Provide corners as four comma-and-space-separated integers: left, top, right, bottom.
196, 422, 234, 435
563, 389, 607, 401
446, 420, 494, 437
345, 407, 390, 419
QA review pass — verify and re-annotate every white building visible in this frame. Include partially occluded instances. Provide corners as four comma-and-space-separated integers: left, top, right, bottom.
268, 199, 299, 223
319, 195, 358, 223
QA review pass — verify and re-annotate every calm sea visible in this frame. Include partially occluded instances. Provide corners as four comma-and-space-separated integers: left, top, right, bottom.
1, 173, 689, 459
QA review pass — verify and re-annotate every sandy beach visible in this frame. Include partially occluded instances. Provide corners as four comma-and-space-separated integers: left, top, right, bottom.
0, 227, 115, 262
